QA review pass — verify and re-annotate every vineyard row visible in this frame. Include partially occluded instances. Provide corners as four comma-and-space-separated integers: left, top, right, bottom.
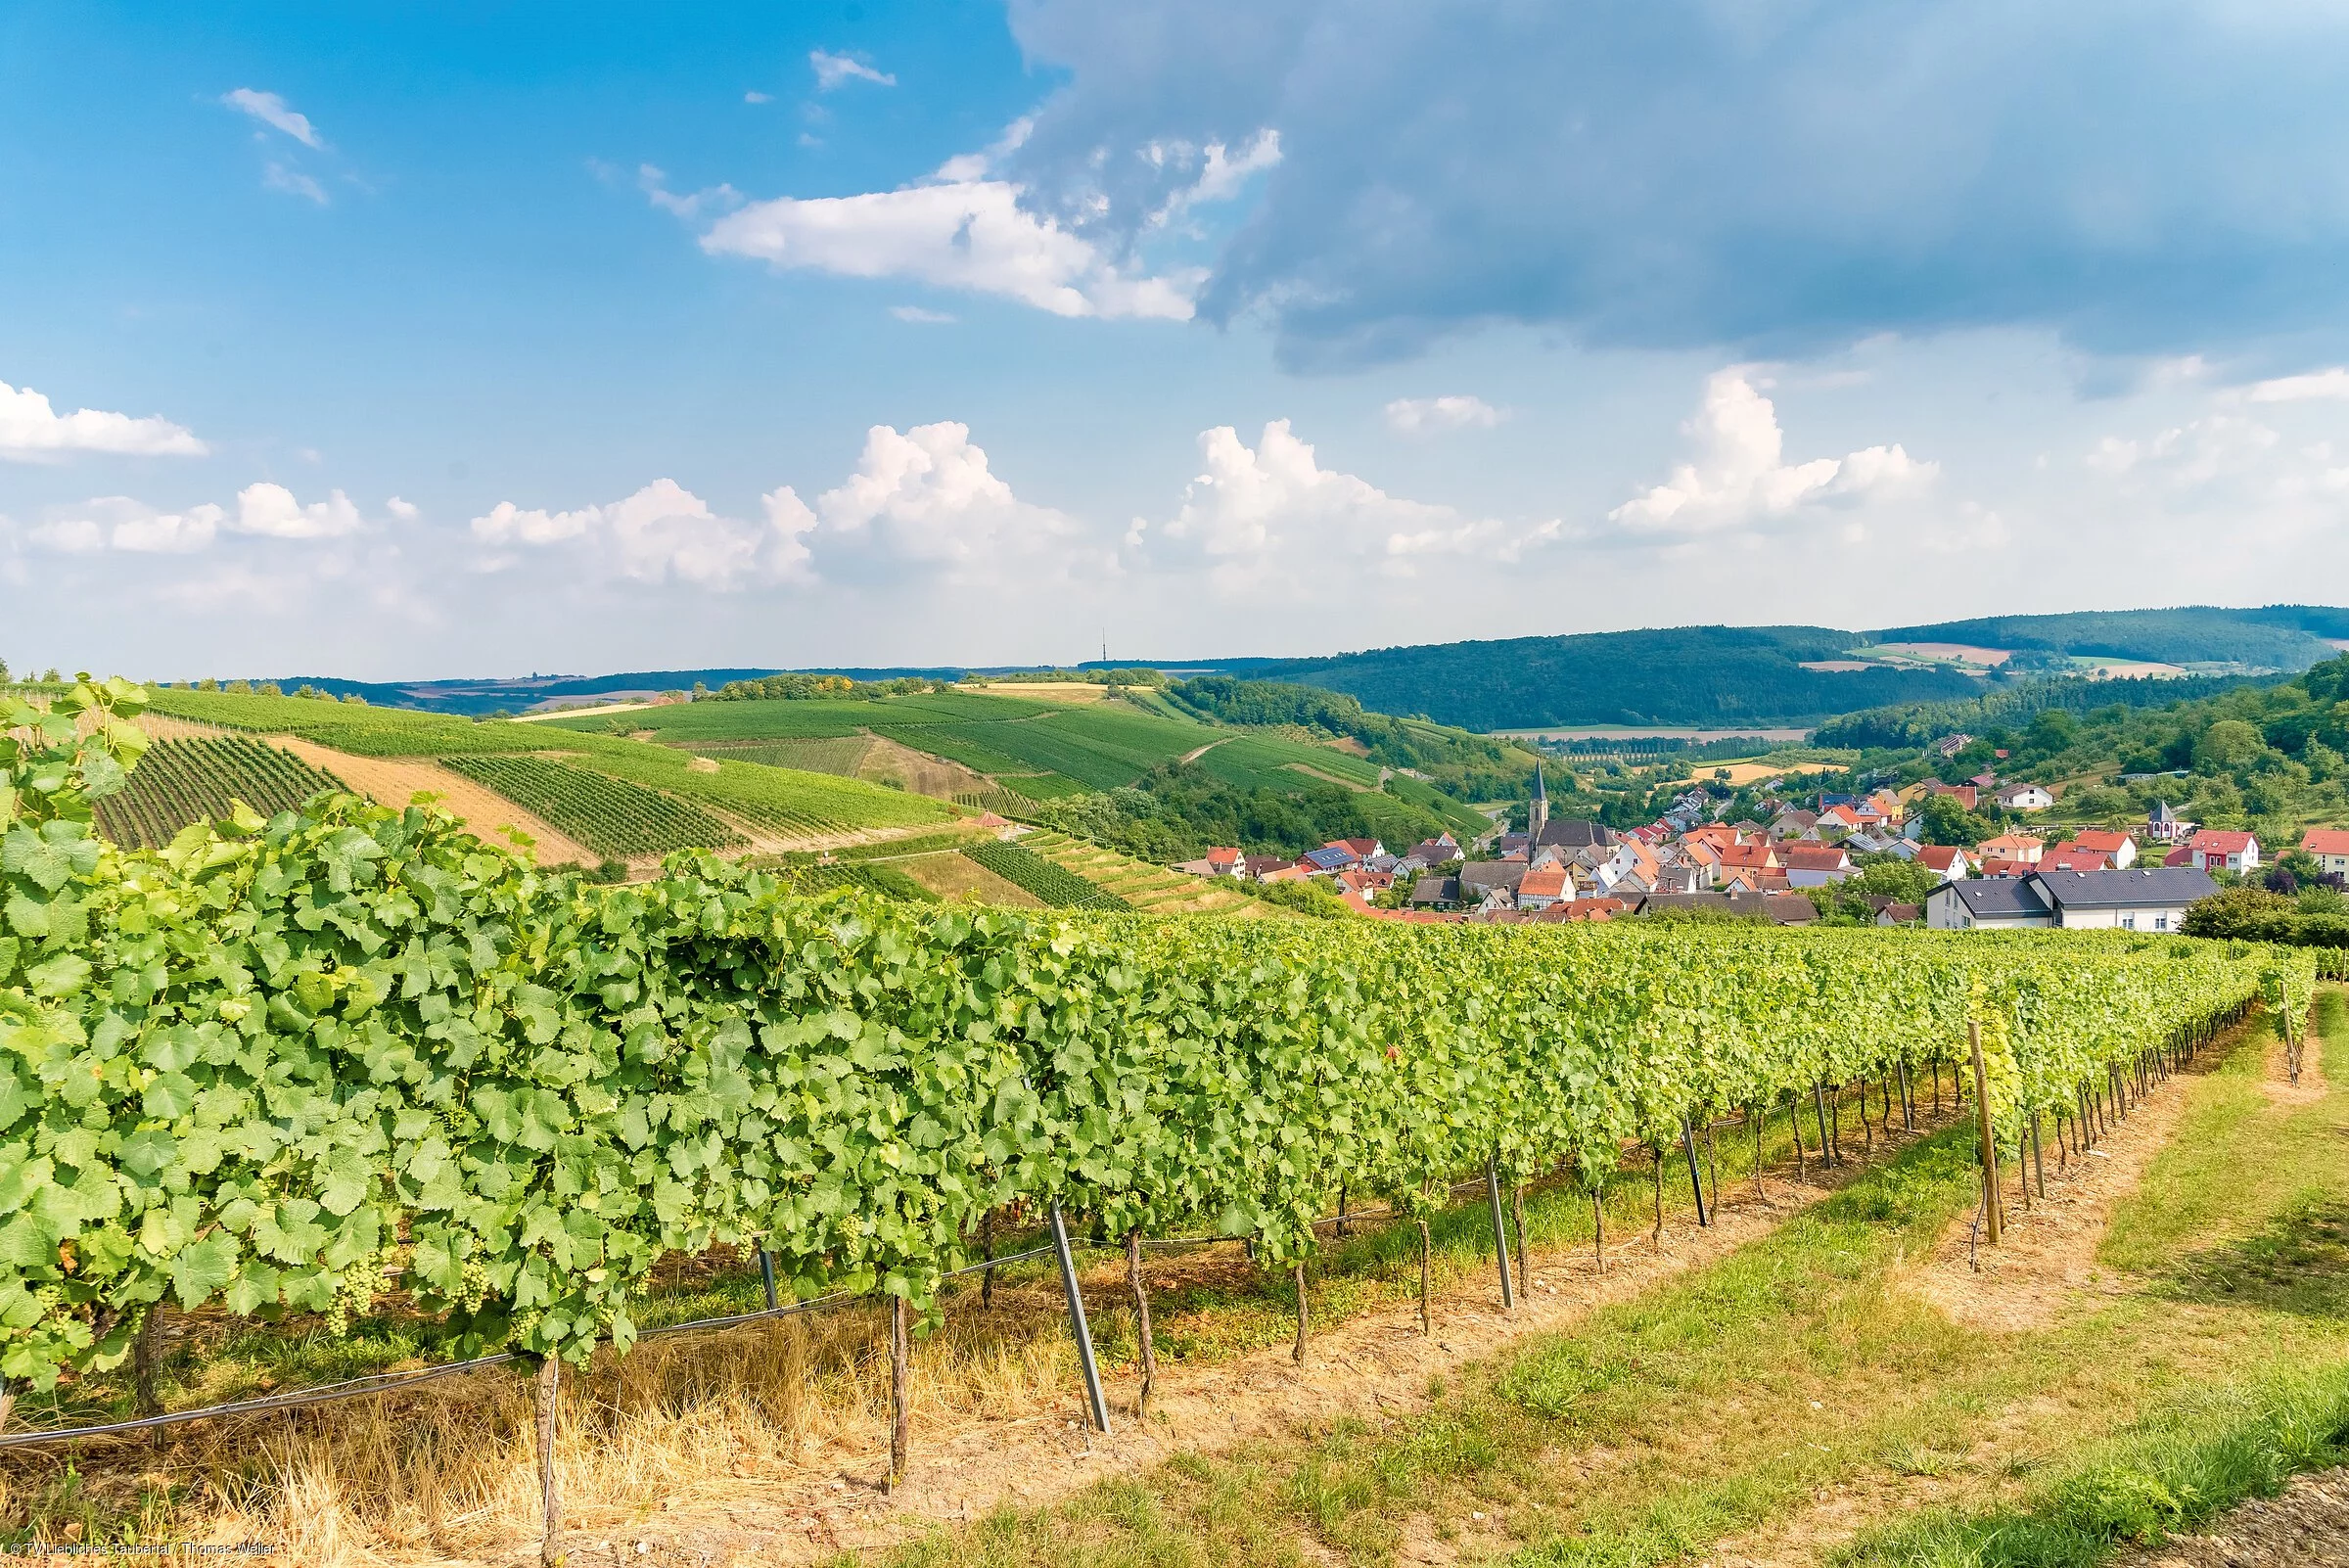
0, 788, 2308, 1401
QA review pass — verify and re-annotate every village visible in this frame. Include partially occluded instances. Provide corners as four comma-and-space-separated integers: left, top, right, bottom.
1172, 753, 2346, 932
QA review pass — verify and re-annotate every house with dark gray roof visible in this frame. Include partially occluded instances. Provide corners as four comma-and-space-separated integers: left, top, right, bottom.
1924, 866, 2217, 931
2030, 867, 2218, 930
1457, 859, 1529, 899
1534, 818, 1613, 851
1925, 877, 2055, 929
1408, 874, 1461, 909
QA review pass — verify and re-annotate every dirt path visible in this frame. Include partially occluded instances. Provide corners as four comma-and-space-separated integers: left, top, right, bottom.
2118, 1467, 2349, 1566
1716, 1019, 2311, 1568
266, 736, 597, 867
535, 1126, 1949, 1567
1176, 737, 1229, 764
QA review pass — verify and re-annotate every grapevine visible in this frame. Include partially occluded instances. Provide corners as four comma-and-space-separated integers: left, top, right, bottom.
0, 682, 2311, 1395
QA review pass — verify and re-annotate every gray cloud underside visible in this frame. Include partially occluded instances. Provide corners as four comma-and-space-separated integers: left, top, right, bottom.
1006, 0, 2349, 366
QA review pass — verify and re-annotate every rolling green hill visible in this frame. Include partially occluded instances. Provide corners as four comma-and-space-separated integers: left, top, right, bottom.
140, 688, 955, 844
1870, 606, 2346, 670
539, 683, 1499, 850
1243, 625, 1981, 731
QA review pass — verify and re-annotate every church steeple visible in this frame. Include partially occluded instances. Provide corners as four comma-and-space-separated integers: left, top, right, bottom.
1528, 762, 1549, 844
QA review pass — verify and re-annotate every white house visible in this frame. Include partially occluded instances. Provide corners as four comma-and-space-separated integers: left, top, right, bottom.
2072, 829, 2138, 869
1927, 867, 2218, 932
2303, 830, 2349, 880
1926, 878, 2055, 930
1995, 783, 2055, 812
2032, 867, 2220, 930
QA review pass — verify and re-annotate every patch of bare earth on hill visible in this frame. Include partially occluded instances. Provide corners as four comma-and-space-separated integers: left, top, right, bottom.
265, 735, 597, 867
855, 735, 990, 801
524, 1132, 1947, 1568
2118, 1467, 2349, 1567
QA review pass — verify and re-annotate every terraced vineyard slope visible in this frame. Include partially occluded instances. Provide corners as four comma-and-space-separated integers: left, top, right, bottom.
961, 839, 1131, 909
91, 734, 345, 848
441, 754, 745, 856
1015, 828, 1268, 913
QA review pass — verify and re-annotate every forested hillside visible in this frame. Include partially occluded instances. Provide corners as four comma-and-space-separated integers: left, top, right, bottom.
1244, 625, 1980, 730
1829, 654, 2349, 853
1871, 605, 2349, 670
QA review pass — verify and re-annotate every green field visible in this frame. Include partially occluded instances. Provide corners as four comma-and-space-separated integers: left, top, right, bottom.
542, 690, 1053, 740
144, 687, 1483, 845
145, 689, 957, 841
440, 755, 746, 856
679, 737, 870, 775
92, 735, 345, 848
544, 688, 1470, 815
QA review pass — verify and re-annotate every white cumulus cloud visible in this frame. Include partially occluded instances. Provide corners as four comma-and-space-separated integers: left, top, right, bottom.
810, 50, 897, 90
1383, 395, 1505, 437
812, 422, 1076, 574
700, 169, 1198, 320
234, 483, 362, 539
2248, 368, 2349, 402
472, 479, 815, 587
1609, 369, 1934, 534
0, 380, 207, 461
24, 484, 369, 555
470, 424, 1078, 590
1139, 420, 1521, 595
890, 304, 956, 323
221, 87, 323, 148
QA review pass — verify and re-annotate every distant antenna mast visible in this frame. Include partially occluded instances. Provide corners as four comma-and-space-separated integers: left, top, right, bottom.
1101, 627, 1108, 665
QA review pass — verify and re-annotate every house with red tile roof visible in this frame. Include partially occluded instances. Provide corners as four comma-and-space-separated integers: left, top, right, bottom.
1978, 832, 2046, 865
1917, 845, 1975, 881
1203, 847, 1242, 876
1718, 841, 1781, 874
1780, 842, 1856, 887
2187, 829, 2260, 873
2041, 844, 2110, 872
1516, 866, 1572, 911
2072, 828, 2138, 868
2300, 829, 2349, 879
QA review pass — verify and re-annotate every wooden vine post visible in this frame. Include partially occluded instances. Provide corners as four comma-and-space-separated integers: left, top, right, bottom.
1968, 1021, 2003, 1244
1416, 1217, 1434, 1332
1125, 1229, 1157, 1415
886, 1294, 911, 1491
1512, 1182, 1531, 1301
1291, 1263, 1310, 1363
534, 1355, 563, 1568
133, 1309, 164, 1418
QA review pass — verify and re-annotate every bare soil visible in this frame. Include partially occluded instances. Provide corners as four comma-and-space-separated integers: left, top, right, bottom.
2119, 1468, 2349, 1567
891, 850, 1044, 907
855, 735, 991, 801
265, 735, 597, 867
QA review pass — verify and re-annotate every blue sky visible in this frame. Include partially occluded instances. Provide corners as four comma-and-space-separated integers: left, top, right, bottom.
8, 1, 2349, 680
